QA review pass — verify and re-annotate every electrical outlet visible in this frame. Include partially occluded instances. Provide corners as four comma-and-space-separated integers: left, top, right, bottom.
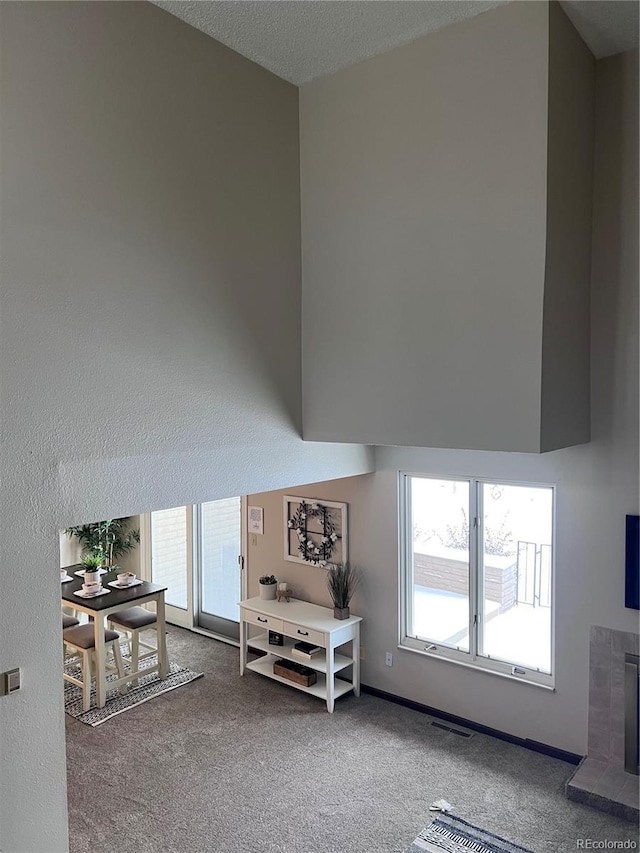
385, 651, 393, 667
250, 533, 257, 547
359, 646, 365, 660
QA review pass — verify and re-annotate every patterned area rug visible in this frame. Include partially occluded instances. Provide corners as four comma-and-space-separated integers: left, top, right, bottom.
404, 813, 534, 853
64, 649, 203, 726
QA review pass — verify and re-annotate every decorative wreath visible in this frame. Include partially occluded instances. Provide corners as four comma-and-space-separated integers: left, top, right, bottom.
287, 501, 339, 566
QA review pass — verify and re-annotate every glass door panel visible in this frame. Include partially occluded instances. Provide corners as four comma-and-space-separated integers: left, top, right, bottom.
150, 506, 192, 628
197, 497, 242, 640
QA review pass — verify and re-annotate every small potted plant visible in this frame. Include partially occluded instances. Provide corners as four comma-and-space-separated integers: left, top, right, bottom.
80, 553, 103, 584
326, 562, 359, 620
259, 574, 278, 600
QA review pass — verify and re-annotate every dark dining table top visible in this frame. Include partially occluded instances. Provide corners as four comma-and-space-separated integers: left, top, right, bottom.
60, 565, 168, 612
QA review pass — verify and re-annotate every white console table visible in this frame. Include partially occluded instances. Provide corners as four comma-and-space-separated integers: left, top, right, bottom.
239, 596, 361, 712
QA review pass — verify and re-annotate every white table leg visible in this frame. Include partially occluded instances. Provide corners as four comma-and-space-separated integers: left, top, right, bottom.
95, 614, 107, 708
156, 593, 169, 679
326, 645, 335, 713
240, 618, 247, 676
353, 628, 361, 697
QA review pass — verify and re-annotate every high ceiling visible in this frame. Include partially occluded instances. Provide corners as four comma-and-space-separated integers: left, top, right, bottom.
152, 0, 639, 85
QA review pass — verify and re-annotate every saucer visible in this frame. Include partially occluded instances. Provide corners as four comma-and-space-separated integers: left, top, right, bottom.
73, 587, 110, 599
60, 575, 74, 583
108, 578, 144, 589
74, 567, 108, 578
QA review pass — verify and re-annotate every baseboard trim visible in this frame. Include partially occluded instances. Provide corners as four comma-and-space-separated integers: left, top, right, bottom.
360, 683, 582, 766
187, 625, 240, 648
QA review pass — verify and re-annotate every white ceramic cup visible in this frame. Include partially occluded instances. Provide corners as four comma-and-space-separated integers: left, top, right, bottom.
82, 581, 101, 594
60, 568, 68, 580
117, 572, 135, 586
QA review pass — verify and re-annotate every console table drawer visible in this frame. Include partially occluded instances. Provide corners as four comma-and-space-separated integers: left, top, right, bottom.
283, 621, 324, 647
243, 610, 283, 632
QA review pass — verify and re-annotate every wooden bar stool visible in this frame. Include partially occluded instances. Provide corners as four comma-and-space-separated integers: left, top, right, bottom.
62, 614, 80, 668
63, 624, 126, 711
108, 606, 159, 686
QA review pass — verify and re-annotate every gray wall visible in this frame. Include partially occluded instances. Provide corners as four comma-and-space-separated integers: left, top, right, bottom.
1, 0, 636, 848
0, 4, 371, 851
300, 1, 550, 452
249, 48, 638, 758
351, 49, 640, 756
300, 1, 594, 453
540, 2, 595, 451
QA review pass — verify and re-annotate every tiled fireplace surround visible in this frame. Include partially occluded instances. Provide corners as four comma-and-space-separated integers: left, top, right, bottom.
566, 626, 639, 821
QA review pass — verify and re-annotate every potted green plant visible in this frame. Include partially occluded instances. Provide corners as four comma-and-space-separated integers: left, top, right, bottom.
259, 574, 278, 600
326, 562, 359, 620
79, 553, 103, 584
65, 518, 140, 567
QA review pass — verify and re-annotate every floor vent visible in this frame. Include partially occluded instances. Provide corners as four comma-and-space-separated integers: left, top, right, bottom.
430, 721, 473, 738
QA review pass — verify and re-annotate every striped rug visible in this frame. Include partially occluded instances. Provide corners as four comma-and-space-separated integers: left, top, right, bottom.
63, 651, 203, 726
404, 813, 534, 853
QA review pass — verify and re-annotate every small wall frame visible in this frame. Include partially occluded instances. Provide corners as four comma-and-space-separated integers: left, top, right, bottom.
283, 496, 348, 567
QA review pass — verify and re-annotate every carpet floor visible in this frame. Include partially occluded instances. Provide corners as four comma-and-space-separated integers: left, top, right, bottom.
65, 626, 640, 853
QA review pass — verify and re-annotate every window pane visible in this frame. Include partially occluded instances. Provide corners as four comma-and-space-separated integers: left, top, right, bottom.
480, 483, 553, 673
151, 507, 188, 609
409, 477, 470, 651
200, 497, 241, 623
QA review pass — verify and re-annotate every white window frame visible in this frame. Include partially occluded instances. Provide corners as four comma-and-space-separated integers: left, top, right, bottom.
399, 472, 555, 689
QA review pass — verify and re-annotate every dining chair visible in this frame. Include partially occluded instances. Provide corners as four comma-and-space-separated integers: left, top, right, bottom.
107, 606, 159, 687
62, 613, 80, 630
62, 623, 126, 711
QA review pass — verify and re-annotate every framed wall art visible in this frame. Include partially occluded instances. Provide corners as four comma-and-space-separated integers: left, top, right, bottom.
283, 496, 348, 567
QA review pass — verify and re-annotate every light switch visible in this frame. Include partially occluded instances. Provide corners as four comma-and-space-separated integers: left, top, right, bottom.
4, 668, 20, 694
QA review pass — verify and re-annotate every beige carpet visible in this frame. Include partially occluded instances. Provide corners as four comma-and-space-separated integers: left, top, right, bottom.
65, 626, 640, 853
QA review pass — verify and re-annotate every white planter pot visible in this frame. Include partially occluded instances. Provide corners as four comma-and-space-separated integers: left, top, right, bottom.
259, 582, 277, 600
83, 570, 100, 584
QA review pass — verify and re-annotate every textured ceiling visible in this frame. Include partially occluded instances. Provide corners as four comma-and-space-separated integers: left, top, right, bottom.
153, 0, 640, 84
562, 0, 639, 58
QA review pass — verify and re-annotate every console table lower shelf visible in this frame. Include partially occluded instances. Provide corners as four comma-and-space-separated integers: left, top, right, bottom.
246, 655, 354, 702
239, 596, 362, 713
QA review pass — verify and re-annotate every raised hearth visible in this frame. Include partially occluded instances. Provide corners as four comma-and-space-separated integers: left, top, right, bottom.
566, 626, 639, 821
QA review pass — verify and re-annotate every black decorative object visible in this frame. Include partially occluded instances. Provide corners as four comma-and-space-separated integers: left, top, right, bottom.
625, 514, 639, 610
268, 630, 284, 646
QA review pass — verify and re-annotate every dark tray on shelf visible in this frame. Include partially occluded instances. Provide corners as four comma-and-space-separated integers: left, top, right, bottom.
273, 658, 317, 687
